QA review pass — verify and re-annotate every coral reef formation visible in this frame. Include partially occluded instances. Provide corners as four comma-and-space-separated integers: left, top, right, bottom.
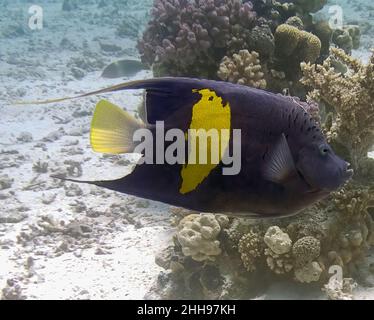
264, 226, 292, 255
176, 214, 228, 262
217, 50, 266, 88
151, 50, 374, 296
138, 0, 257, 78
292, 236, 321, 267
238, 228, 263, 272
274, 24, 321, 64
138, 0, 347, 95
332, 25, 361, 55
294, 261, 323, 283
142, 2, 372, 301
301, 48, 374, 177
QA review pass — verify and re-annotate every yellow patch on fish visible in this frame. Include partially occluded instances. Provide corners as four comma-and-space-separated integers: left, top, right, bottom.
180, 89, 231, 194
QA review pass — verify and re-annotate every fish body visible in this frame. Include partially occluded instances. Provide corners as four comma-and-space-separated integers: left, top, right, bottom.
101, 60, 147, 79
42, 78, 352, 218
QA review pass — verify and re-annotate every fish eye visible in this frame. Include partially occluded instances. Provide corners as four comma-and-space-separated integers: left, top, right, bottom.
319, 144, 329, 156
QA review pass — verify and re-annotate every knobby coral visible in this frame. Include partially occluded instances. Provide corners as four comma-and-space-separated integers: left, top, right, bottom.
238, 229, 263, 272
292, 236, 321, 267
332, 25, 361, 55
176, 214, 227, 262
217, 50, 266, 89
264, 226, 292, 255
275, 24, 321, 64
138, 0, 257, 78
139, 0, 338, 97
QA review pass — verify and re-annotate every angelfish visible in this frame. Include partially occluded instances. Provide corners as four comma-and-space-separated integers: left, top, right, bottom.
24, 78, 353, 218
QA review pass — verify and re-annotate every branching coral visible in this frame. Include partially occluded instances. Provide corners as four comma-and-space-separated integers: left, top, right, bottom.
327, 183, 374, 266
218, 50, 266, 88
138, 0, 257, 77
222, 217, 258, 250
301, 48, 374, 176
264, 248, 293, 275
139, 0, 332, 97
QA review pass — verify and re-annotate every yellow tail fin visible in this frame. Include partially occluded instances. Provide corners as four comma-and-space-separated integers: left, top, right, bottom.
90, 100, 144, 154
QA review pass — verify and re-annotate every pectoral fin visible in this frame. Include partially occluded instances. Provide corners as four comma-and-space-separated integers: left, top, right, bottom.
263, 133, 296, 184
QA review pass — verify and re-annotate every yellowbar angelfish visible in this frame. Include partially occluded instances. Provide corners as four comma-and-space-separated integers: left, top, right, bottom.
23, 77, 353, 218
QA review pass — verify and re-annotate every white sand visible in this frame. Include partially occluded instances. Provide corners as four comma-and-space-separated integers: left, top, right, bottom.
0, 0, 174, 300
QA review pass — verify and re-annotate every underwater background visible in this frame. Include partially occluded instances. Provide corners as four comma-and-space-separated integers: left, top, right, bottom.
0, 0, 373, 299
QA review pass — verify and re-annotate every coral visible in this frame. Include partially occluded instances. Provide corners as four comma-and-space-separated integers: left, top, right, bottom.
285, 16, 304, 30
142, 1, 374, 299
312, 20, 333, 56
332, 25, 361, 54
238, 229, 263, 272
176, 214, 223, 262
322, 278, 357, 300
138, 0, 257, 77
328, 183, 374, 266
217, 50, 267, 89
294, 261, 323, 283
292, 236, 321, 267
292, 0, 327, 14
274, 24, 300, 56
275, 24, 321, 63
265, 248, 293, 274
301, 48, 374, 175
222, 217, 260, 250
286, 209, 326, 241
271, 0, 327, 28
138, 0, 330, 95
245, 20, 275, 58
263, 226, 292, 255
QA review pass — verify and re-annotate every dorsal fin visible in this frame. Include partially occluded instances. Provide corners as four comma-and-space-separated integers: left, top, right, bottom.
15, 77, 222, 125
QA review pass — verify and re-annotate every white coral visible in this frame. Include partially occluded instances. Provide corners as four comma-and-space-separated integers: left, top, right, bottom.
264, 226, 292, 255
177, 214, 222, 262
